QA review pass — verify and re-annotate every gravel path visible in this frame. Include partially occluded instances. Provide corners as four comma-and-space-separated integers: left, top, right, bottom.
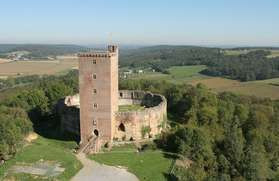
71, 153, 139, 181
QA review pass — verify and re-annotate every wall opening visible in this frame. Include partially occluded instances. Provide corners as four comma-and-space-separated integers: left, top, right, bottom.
118, 123, 125, 132
93, 129, 99, 137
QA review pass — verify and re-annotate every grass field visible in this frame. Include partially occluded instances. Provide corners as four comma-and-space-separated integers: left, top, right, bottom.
0, 136, 82, 181
0, 58, 78, 77
129, 65, 208, 83
127, 65, 279, 100
90, 144, 173, 181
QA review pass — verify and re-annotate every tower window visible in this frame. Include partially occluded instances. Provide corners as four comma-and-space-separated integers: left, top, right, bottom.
93, 59, 96, 64
93, 119, 97, 126
93, 89, 97, 94
92, 74, 97, 79
93, 103, 98, 109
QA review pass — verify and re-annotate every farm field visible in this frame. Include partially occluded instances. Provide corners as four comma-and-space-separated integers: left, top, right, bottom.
0, 58, 78, 77
0, 58, 12, 64
191, 77, 279, 99
90, 144, 174, 181
268, 50, 279, 58
129, 65, 208, 83
127, 65, 279, 100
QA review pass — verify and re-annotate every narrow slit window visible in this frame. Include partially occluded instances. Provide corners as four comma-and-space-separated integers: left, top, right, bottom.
93, 89, 97, 94
93, 119, 97, 126
93, 103, 98, 109
92, 74, 97, 79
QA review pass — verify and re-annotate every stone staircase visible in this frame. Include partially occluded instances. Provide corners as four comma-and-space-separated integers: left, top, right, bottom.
78, 136, 100, 154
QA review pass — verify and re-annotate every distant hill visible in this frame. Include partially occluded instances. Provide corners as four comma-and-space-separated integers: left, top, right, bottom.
119, 45, 279, 81
0, 44, 86, 58
229, 46, 279, 50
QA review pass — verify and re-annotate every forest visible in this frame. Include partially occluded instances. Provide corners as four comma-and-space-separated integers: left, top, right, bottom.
120, 79, 279, 180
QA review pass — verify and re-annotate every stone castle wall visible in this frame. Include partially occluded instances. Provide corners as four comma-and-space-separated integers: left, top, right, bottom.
59, 90, 167, 142
115, 90, 167, 141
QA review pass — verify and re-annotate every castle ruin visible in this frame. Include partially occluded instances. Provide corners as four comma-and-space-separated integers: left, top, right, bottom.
60, 45, 167, 153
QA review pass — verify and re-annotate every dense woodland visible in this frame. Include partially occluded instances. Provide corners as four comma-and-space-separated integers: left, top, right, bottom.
203, 50, 279, 81
120, 46, 279, 81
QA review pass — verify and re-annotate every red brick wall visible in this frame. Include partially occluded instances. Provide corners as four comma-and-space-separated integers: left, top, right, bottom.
78, 46, 118, 146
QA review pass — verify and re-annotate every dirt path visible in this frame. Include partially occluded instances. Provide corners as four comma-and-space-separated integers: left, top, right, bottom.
71, 153, 139, 181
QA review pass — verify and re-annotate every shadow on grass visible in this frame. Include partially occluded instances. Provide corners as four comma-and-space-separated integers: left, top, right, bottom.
29, 109, 80, 143
164, 173, 178, 181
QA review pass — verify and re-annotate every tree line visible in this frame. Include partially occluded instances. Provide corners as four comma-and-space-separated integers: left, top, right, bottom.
203, 50, 279, 81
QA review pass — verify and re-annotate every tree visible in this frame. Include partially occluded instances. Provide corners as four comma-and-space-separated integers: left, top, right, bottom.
223, 117, 245, 176
243, 145, 269, 181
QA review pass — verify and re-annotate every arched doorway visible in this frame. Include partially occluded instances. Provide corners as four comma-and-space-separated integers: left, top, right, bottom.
118, 123, 125, 132
93, 129, 99, 137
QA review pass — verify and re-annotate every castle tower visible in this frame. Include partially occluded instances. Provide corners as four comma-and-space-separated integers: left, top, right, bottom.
78, 45, 118, 147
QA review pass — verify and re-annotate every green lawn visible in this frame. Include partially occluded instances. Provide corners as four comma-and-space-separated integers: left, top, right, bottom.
0, 136, 82, 181
90, 144, 173, 181
118, 104, 145, 112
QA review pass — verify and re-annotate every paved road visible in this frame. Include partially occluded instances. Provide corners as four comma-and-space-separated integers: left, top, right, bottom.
71, 153, 139, 181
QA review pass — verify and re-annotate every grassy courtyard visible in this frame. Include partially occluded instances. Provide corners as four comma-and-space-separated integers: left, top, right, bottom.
0, 136, 82, 181
118, 104, 145, 112
89, 144, 174, 181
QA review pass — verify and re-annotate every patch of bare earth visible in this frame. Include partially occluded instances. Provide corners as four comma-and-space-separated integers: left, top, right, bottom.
8, 160, 65, 177
25, 133, 38, 143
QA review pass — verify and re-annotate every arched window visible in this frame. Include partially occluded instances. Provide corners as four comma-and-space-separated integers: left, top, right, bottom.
118, 123, 125, 132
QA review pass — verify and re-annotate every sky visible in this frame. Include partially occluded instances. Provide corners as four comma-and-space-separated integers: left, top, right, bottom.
0, 0, 278, 46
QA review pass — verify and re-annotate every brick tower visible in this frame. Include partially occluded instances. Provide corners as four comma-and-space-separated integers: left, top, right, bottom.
78, 45, 118, 148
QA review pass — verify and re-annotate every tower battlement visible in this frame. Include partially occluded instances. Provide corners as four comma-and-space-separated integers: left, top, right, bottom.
78, 45, 118, 58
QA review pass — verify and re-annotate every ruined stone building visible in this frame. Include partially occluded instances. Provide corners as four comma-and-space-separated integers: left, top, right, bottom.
60, 45, 167, 153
